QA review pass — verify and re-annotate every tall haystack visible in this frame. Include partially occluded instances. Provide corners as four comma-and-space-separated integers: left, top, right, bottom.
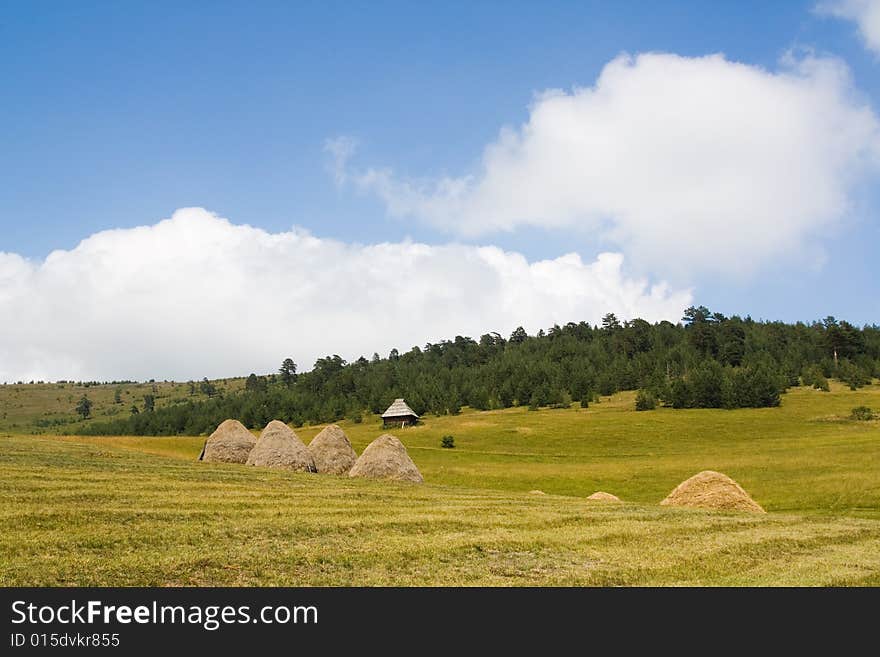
308, 424, 357, 475
349, 434, 423, 483
246, 420, 316, 472
660, 470, 765, 513
587, 491, 621, 502
200, 419, 256, 463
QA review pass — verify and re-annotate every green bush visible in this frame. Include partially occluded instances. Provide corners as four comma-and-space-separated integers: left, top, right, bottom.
441, 435, 455, 449
850, 406, 874, 421
635, 390, 656, 411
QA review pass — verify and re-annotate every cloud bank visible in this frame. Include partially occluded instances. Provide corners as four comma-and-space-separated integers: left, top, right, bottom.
0, 208, 690, 382
344, 52, 880, 279
819, 0, 880, 54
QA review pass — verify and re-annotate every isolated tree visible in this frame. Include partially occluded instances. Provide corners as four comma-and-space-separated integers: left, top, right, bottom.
143, 394, 155, 412
113, 388, 122, 404
278, 358, 297, 387
199, 377, 217, 397
75, 395, 92, 420
187, 380, 196, 395
579, 394, 589, 409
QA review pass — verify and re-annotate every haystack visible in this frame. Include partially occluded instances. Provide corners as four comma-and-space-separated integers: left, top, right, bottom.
246, 420, 316, 472
199, 419, 256, 463
308, 424, 357, 475
660, 470, 765, 513
349, 434, 423, 483
529, 490, 547, 495
587, 491, 621, 502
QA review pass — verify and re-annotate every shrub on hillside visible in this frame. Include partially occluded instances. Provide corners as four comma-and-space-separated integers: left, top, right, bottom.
635, 390, 656, 411
441, 435, 455, 449
850, 406, 874, 421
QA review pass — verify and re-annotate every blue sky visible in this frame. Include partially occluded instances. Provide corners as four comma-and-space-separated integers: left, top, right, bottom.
1, 1, 878, 380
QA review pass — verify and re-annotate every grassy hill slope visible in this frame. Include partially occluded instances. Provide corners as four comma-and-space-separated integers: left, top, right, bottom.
0, 378, 245, 434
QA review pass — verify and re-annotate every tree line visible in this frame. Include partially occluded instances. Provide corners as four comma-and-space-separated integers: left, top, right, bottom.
75, 308, 880, 436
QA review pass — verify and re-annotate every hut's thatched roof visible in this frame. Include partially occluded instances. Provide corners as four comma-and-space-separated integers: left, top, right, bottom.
381, 398, 419, 419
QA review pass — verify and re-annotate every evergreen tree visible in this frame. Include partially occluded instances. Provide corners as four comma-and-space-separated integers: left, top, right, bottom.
689, 360, 725, 408
75, 395, 92, 420
278, 359, 297, 387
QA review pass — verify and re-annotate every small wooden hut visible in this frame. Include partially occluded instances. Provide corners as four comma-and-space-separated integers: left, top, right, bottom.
381, 398, 420, 428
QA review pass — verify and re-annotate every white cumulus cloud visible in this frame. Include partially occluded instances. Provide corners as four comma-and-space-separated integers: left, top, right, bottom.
0, 208, 691, 382
345, 52, 880, 279
818, 0, 880, 54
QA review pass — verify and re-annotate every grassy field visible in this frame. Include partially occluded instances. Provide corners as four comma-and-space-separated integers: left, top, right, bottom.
51, 381, 880, 517
0, 378, 245, 434
2, 433, 879, 586
1, 381, 878, 585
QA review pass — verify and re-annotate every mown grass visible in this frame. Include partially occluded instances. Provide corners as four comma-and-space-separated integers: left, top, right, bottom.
2, 381, 878, 585
2, 434, 879, 586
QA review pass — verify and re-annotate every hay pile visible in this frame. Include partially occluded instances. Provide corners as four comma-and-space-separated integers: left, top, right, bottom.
246, 420, 316, 472
199, 419, 256, 463
349, 434, 423, 483
529, 490, 547, 495
660, 470, 765, 513
308, 424, 357, 475
587, 491, 621, 502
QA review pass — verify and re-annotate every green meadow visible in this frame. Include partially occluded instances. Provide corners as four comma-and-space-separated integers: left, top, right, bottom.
1, 381, 878, 585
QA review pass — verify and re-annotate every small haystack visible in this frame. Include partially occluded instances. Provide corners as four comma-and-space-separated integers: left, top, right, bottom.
529, 490, 547, 495
349, 434, 423, 483
660, 470, 765, 513
587, 491, 621, 502
200, 419, 256, 463
246, 420, 316, 472
308, 424, 357, 475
